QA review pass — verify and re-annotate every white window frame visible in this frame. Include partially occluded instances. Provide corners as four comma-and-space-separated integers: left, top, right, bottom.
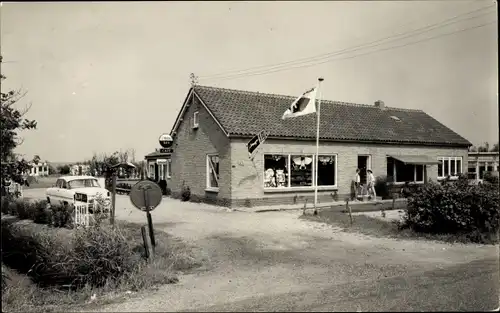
159, 164, 165, 180
437, 156, 463, 180
193, 111, 199, 129
148, 163, 155, 180
166, 159, 171, 178
390, 158, 425, 184
206, 154, 219, 191
263, 154, 338, 191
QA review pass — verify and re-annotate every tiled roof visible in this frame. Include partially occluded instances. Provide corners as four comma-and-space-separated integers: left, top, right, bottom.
193, 85, 471, 147
145, 151, 170, 158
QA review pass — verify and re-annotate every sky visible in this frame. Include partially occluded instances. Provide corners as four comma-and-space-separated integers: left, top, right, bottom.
1, 1, 498, 163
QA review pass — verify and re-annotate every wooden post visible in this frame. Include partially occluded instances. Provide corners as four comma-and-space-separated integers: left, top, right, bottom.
141, 225, 153, 260
110, 172, 117, 226
346, 199, 353, 226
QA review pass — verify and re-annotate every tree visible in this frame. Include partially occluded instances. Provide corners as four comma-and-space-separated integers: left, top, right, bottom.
477, 142, 490, 152
58, 165, 71, 175
0, 55, 37, 189
490, 142, 499, 152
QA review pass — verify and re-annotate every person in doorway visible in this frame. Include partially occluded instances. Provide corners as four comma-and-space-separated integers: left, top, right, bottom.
367, 169, 376, 199
353, 168, 361, 200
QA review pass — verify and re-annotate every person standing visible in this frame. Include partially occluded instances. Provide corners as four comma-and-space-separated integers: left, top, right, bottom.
353, 168, 361, 200
367, 169, 376, 199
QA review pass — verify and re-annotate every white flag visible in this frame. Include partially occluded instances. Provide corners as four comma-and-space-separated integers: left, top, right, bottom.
282, 87, 317, 120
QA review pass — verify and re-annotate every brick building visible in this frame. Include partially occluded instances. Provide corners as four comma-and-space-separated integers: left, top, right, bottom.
156, 85, 471, 208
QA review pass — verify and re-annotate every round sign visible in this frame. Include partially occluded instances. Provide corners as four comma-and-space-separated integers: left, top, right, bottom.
159, 133, 173, 148
129, 180, 163, 212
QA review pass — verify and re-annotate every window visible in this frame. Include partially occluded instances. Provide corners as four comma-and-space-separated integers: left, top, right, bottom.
193, 111, 199, 129
68, 179, 99, 189
317, 155, 336, 186
387, 157, 425, 183
159, 164, 165, 180
206, 154, 219, 189
437, 157, 463, 179
263, 154, 337, 189
148, 163, 155, 179
290, 155, 313, 187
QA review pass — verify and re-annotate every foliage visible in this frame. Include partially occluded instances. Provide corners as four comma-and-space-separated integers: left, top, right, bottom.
181, 185, 191, 202
483, 171, 499, 185
401, 176, 499, 243
57, 164, 71, 175
374, 175, 391, 199
0, 56, 37, 187
1, 264, 8, 292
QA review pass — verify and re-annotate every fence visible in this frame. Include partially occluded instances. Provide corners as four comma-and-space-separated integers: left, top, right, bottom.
74, 203, 90, 227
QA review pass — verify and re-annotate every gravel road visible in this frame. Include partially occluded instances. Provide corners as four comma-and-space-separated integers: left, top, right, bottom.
23, 189, 500, 311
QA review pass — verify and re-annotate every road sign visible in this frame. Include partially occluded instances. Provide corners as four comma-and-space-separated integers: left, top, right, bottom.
159, 133, 173, 148
129, 180, 163, 212
247, 130, 269, 159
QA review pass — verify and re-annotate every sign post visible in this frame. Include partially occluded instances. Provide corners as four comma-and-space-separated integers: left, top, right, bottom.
129, 180, 163, 255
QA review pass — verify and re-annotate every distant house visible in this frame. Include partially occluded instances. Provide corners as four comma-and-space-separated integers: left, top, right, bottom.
467, 151, 499, 181
145, 85, 471, 208
26, 161, 49, 177
70, 164, 91, 176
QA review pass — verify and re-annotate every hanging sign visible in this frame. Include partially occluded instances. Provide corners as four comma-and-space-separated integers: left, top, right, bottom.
247, 130, 269, 159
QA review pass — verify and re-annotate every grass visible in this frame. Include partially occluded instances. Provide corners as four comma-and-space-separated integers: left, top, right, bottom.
301, 208, 499, 245
1, 219, 203, 313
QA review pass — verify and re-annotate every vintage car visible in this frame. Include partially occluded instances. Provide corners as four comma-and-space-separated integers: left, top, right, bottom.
46, 175, 111, 213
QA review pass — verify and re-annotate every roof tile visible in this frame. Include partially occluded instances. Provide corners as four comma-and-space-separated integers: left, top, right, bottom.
193, 85, 471, 146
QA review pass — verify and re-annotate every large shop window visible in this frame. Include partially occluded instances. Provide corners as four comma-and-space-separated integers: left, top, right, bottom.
437, 157, 462, 179
387, 157, 424, 183
206, 155, 220, 190
263, 154, 337, 189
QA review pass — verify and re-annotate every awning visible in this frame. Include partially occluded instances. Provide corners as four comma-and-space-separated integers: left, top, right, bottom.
389, 155, 441, 165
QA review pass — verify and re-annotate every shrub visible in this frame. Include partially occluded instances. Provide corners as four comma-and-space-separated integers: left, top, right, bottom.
402, 176, 499, 242
1, 264, 8, 292
50, 204, 73, 228
181, 185, 191, 202
483, 171, 499, 186
71, 225, 139, 288
374, 175, 391, 199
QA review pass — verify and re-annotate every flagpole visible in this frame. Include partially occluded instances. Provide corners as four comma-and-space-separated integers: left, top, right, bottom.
314, 77, 324, 212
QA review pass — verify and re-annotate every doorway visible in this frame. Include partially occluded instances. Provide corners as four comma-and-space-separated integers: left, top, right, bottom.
357, 155, 371, 185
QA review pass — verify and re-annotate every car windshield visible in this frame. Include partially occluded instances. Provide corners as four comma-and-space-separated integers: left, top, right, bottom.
68, 179, 100, 189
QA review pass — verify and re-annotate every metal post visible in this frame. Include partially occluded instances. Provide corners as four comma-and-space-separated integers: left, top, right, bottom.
110, 172, 117, 225
314, 78, 324, 212
143, 188, 156, 249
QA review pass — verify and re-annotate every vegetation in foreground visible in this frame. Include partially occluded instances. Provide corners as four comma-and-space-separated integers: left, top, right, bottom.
302, 175, 499, 245
1, 198, 203, 312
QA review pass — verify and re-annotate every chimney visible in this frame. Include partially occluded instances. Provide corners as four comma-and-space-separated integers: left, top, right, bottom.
375, 100, 385, 110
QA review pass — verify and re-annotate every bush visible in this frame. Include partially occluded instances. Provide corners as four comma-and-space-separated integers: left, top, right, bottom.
181, 185, 191, 202
374, 175, 391, 199
483, 172, 499, 185
402, 176, 499, 242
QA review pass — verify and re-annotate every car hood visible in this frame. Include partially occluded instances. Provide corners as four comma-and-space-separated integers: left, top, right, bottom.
72, 187, 109, 197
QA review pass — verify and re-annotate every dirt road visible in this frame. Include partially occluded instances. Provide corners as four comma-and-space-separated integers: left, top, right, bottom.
23, 189, 500, 311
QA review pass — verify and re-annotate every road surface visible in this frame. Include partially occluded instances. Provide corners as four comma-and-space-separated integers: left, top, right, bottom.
23, 189, 500, 312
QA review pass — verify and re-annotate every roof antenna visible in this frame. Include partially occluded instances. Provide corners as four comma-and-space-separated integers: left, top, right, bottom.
189, 73, 199, 87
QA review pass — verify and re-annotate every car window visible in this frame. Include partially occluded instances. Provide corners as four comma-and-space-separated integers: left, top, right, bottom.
68, 179, 99, 189
61, 181, 67, 189
56, 179, 62, 188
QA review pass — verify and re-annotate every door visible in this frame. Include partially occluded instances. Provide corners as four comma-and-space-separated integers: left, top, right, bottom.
357, 155, 371, 185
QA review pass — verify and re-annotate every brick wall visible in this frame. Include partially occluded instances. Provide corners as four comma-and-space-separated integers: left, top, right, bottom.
169, 93, 231, 205
230, 138, 468, 207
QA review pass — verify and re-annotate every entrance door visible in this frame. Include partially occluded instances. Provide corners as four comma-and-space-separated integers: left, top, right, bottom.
357, 155, 371, 185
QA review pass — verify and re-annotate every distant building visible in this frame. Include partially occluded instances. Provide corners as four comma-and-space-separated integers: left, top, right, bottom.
70, 164, 91, 176
26, 161, 49, 177
467, 151, 499, 182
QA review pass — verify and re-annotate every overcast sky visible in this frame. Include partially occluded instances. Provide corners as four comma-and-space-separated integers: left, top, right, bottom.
1, 1, 497, 162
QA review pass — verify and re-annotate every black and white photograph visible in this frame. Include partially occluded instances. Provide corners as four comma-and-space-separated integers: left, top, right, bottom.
1, 1, 498, 312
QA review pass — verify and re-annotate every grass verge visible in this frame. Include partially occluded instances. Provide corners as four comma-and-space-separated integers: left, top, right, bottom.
1, 218, 203, 313
301, 209, 499, 245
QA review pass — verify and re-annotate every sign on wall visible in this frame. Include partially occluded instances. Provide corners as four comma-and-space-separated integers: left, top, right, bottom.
247, 130, 269, 159
159, 133, 173, 148
159, 148, 173, 153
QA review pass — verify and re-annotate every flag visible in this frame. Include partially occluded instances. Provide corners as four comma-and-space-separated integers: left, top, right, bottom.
282, 87, 317, 119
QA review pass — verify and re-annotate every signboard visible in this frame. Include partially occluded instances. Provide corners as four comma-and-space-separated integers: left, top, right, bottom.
129, 180, 163, 212
159, 133, 173, 148
159, 148, 173, 154
156, 159, 168, 164
247, 130, 269, 159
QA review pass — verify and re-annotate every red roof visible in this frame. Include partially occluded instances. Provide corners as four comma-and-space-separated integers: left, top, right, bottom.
179, 85, 471, 147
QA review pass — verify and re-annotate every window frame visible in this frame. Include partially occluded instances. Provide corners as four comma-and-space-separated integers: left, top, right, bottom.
437, 156, 463, 180
206, 154, 220, 191
263, 153, 338, 192
387, 157, 425, 184
193, 111, 199, 129
166, 159, 171, 178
